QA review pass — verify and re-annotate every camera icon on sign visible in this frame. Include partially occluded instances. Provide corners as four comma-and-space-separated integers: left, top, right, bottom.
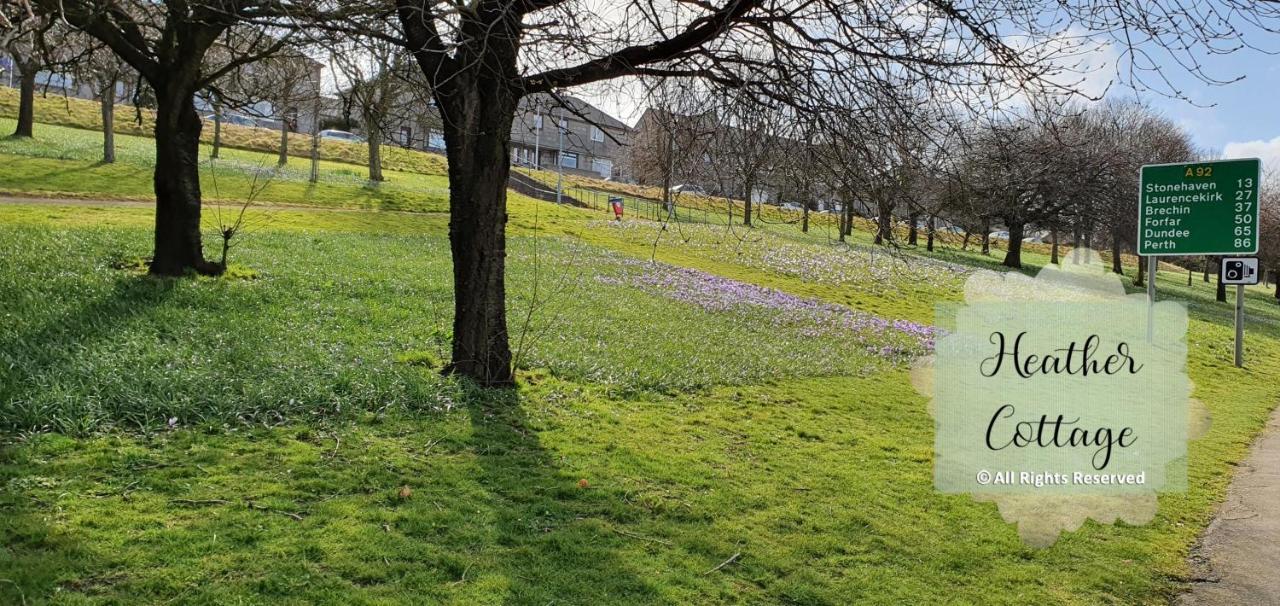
1221, 258, 1260, 286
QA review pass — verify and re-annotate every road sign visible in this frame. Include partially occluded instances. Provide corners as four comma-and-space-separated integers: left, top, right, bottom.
1137, 158, 1261, 256
1221, 257, 1261, 286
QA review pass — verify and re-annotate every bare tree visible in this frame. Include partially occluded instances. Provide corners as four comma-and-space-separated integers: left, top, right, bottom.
3, 13, 56, 138
329, 29, 408, 182
27, 0, 308, 275
959, 106, 1119, 269
707, 92, 784, 227
240, 50, 320, 166
1089, 100, 1193, 283
1260, 175, 1280, 303
631, 81, 716, 217
65, 36, 134, 163
812, 103, 883, 243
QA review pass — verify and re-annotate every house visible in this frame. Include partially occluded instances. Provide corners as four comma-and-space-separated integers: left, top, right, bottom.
4, 42, 326, 135
630, 107, 805, 206
509, 93, 632, 179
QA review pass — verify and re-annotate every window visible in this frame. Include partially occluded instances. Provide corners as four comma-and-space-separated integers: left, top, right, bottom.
534, 114, 543, 129
591, 158, 613, 178
35, 71, 73, 89
428, 131, 445, 150
560, 152, 578, 169
399, 126, 413, 146
590, 126, 604, 142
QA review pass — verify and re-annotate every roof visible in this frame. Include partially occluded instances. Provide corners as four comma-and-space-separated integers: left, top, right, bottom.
519, 93, 630, 132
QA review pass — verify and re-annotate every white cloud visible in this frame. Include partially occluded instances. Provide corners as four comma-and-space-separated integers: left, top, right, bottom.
1223, 136, 1280, 173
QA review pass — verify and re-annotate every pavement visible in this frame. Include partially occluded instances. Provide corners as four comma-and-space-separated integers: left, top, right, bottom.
1177, 408, 1280, 605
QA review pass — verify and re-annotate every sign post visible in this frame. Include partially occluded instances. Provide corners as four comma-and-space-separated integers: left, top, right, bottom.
1138, 158, 1261, 364
1220, 257, 1261, 368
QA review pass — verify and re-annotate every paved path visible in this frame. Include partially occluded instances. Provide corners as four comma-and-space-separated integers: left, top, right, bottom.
1178, 408, 1280, 605
0, 194, 152, 207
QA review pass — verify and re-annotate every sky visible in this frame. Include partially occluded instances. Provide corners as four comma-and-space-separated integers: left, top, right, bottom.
1136, 40, 1280, 169
573, 26, 1280, 172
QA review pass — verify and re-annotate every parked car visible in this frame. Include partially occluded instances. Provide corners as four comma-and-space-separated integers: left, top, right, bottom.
780, 202, 802, 211
989, 230, 1010, 241
319, 129, 365, 143
668, 184, 706, 195
203, 112, 260, 128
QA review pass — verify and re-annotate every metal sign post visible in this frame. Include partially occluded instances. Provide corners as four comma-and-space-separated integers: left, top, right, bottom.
1236, 285, 1245, 368
1147, 256, 1156, 342
1139, 158, 1262, 365
1221, 257, 1261, 368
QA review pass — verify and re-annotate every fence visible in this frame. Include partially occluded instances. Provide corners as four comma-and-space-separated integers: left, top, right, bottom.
567, 186, 729, 225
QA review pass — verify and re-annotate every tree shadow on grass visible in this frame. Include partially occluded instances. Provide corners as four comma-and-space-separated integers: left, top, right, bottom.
0, 276, 179, 603
463, 387, 663, 605
0, 274, 175, 432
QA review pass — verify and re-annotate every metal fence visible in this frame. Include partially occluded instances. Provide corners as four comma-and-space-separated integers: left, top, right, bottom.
567, 186, 726, 225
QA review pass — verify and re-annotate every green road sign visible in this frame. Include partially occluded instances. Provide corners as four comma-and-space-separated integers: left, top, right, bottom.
1138, 158, 1261, 256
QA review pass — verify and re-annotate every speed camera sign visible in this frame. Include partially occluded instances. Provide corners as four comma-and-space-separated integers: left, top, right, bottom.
1220, 257, 1260, 286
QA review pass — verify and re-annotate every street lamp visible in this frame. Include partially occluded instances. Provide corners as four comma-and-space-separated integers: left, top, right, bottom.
556, 109, 565, 205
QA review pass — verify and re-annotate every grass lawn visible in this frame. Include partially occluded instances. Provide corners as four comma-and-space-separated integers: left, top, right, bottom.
0, 117, 453, 213
3, 114, 1280, 604
0, 87, 449, 177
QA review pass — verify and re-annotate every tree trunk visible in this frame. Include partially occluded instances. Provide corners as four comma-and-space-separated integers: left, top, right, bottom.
1135, 256, 1145, 287
366, 120, 384, 182
875, 203, 892, 245
211, 110, 222, 159
1275, 272, 1279, 302
1203, 256, 1211, 282
961, 229, 971, 251
743, 190, 753, 227
1002, 220, 1024, 268
100, 84, 116, 164
1111, 226, 1123, 274
981, 218, 991, 255
926, 215, 936, 252
801, 202, 809, 233
150, 87, 219, 276
1072, 224, 1082, 264
842, 197, 854, 238
907, 212, 919, 245
1050, 229, 1059, 264
278, 119, 289, 167
837, 197, 848, 242
743, 178, 755, 227
310, 97, 321, 183
13, 68, 35, 138
438, 86, 518, 386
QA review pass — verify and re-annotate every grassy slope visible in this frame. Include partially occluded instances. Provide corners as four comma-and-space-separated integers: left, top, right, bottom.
0, 117, 453, 213
1, 115, 1279, 604
0, 87, 449, 176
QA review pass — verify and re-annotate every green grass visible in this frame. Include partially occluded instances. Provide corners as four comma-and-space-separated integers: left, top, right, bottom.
0, 202, 929, 431
3, 116, 1280, 604
0, 117, 453, 212
0, 87, 450, 176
